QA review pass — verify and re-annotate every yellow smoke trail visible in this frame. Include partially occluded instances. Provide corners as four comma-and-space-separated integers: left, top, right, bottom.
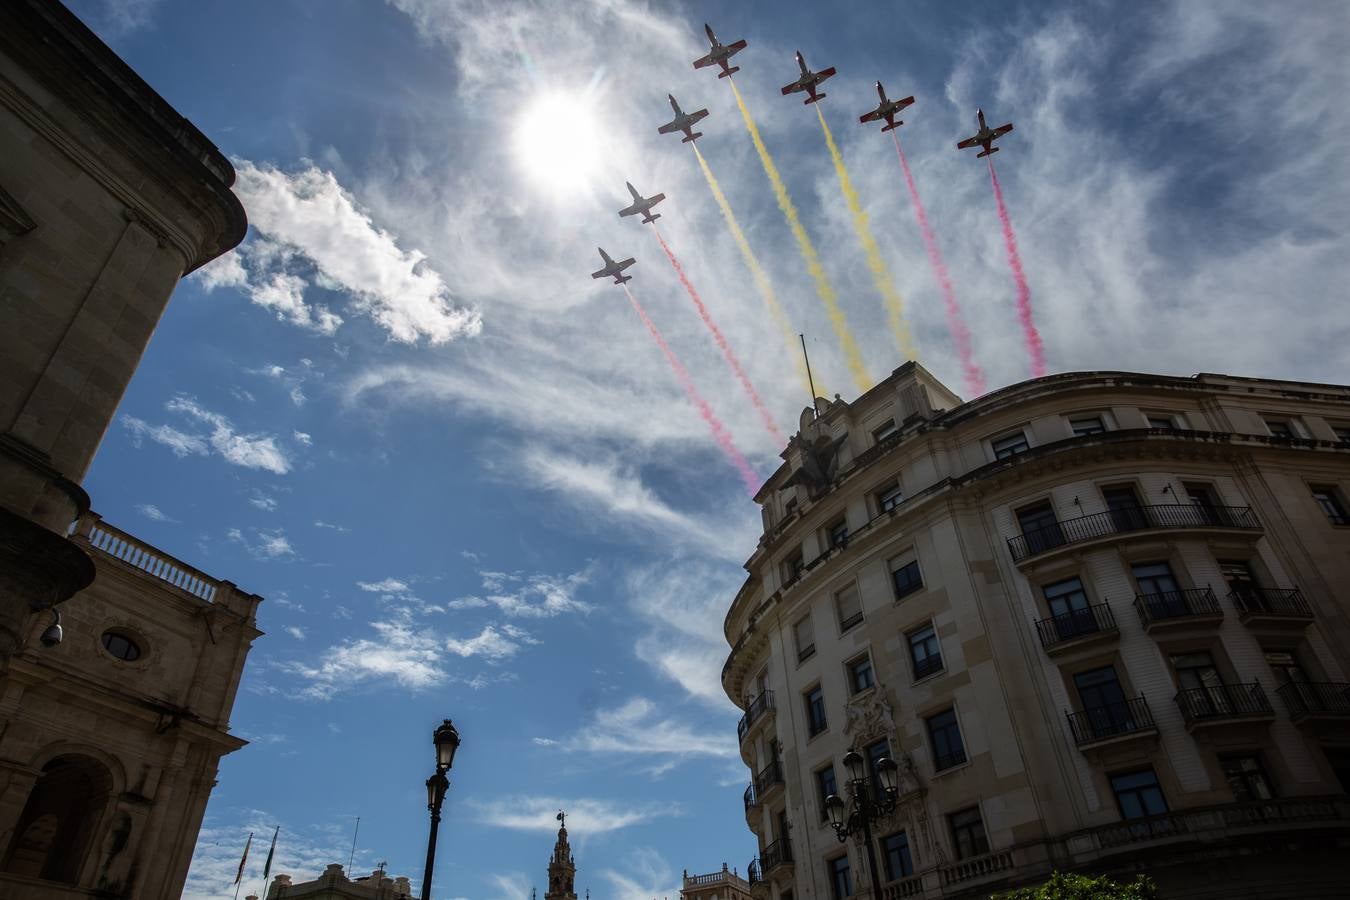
691, 144, 816, 398
728, 78, 871, 394
815, 105, 917, 361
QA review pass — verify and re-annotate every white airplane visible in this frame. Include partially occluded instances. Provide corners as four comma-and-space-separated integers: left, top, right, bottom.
618, 182, 666, 225
781, 51, 836, 105
692, 23, 747, 79
859, 82, 915, 132
657, 94, 709, 143
956, 109, 1014, 158
590, 247, 635, 284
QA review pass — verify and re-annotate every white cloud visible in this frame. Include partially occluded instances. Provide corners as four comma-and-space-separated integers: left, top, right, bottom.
285, 626, 306, 640
134, 503, 177, 523
231, 161, 482, 345
247, 271, 343, 336
229, 527, 295, 560
487, 872, 531, 900
194, 248, 248, 291
450, 568, 592, 618
470, 795, 679, 835
126, 397, 293, 475
563, 697, 736, 763
601, 848, 681, 900
277, 607, 448, 700
531, 737, 559, 747
121, 415, 209, 457
293, 430, 313, 446
443, 624, 537, 661
249, 491, 279, 512
357, 577, 411, 594
314, 520, 350, 533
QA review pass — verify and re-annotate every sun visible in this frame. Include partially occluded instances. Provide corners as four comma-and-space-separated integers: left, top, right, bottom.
514, 91, 603, 194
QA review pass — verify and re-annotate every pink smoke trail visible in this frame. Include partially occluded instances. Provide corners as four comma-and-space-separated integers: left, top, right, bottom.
892, 133, 987, 397
653, 227, 785, 446
622, 284, 761, 495
987, 157, 1047, 377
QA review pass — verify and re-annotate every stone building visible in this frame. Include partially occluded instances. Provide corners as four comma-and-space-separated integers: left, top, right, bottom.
681, 863, 752, 900
0, 2, 254, 898
265, 863, 414, 900
724, 363, 1350, 899
544, 812, 578, 900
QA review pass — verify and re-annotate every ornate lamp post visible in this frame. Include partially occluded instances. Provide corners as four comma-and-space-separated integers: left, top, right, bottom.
420, 719, 460, 900
825, 750, 899, 897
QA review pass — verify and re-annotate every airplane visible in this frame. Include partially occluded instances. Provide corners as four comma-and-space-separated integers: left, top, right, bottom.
859, 82, 915, 132
590, 247, 635, 284
657, 94, 709, 143
781, 51, 836, 105
618, 182, 666, 225
956, 108, 1014, 158
692, 23, 747, 79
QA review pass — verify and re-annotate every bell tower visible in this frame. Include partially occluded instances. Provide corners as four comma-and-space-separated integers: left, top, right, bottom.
544, 811, 577, 900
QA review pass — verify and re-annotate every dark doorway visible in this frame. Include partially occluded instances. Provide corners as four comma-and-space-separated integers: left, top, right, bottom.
1, 755, 112, 885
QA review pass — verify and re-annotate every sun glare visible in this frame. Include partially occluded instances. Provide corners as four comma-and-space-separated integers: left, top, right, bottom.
515, 92, 603, 194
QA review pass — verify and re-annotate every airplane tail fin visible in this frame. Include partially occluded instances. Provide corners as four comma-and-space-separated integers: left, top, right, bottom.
804, 92, 826, 105
642, 213, 661, 225
881, 119, 902, 132
977, 146, 999, 158
682, 132, 703, 143
617, 274, 632, 284
718, 65, 739, 78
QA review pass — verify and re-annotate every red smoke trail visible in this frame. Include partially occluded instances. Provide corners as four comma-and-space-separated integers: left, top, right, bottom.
621, 284, 761, 495
892, 133, 986, 397
987, 158, 1047, 377
652, 227, 785, 446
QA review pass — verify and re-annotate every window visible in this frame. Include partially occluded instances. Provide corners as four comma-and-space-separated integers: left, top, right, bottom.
1103, 485, 1147, 531
1016, 502, 1063, 554
783, 550, 805, 583
881, 832, 913, 881
827, 518, 850, 549
872, 419, 897, 443
794, 615, 816, 663
1184, 481, 1226, 525
805, 685, 828, 737
1171, 650, 1231, 717
891, 557, 923, 600
991, 431, 1030, 460
948, 807, 989, 859
926, 708, 966, 771
835, 584, 864, 632
1146, 414, 1177, 431
828, 854, 852, 900
1132, 561, 1180, 598
816, 764, 838, 821
100, 631, 141, 662
876, 481, 904, 513
1219, 559, 1260, 604
908, 624, 943, 680
1221, 755, 1274, 801
1069, 415, 1106, 436
1263, 650, 1310, 686
1311, 485, 1349, 525
1110, 768, 1168, 819
785, 496, 799, 518
847, 654, 875, 694
1264, 418, 1295, 438
1073, 666, 1134, 738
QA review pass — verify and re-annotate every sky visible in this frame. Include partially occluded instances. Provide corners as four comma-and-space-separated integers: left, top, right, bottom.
63, 0, 1349, 897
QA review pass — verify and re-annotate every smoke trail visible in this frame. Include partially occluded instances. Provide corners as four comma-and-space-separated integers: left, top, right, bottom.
815, 106, 917, 362
892, 132, 987, 396
622, 285, 761, 495
691, 144, 818, 398
727, 77, 872, 394
987, 158, 1047, 378
653, 227, 786, 446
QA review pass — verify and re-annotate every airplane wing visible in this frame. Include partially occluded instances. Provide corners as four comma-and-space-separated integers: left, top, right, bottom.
649, 193, 666, 205
781, 80, 804, 95
860, 108, 883, 123
657, 120, 681, 134
590, 268, 609, 279
688, 109, 709, 124
956, 136, 980, 149
993, 123, 1014, 137
817, 67, 837, 83
725, 39, 747, 53
692, 52, 716, 69
616, 257, 636, 270
619, 203, 640, 217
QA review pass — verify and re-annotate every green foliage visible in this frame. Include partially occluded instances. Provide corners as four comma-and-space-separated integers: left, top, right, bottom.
992, 871, 1158, 900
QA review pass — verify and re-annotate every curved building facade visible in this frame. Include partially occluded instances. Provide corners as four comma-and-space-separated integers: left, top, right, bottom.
724, 363, 1350, 900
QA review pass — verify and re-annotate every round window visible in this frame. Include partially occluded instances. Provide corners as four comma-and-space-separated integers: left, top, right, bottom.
101, 630, 141, 662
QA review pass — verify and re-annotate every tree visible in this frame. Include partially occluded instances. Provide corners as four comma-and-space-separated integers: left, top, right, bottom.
993, 871, 1158, 900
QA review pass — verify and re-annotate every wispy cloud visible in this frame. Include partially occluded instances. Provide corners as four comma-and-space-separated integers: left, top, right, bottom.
444, 623, 538, 661
450, 568, 593, 619
285, 626, 306, 640
135, 503, 178, 523
277, 607, 447, 700
228, 527, 295, 560
486, 872, 531, 900
124, 398, 291, 474
249, 491, 279, 512
563, 697, 736, 763
601, 848, 681, 900
469, 795, 679, 835
122, 415, 209, 457
627, 562, 741, 709
314, 520, 350, 533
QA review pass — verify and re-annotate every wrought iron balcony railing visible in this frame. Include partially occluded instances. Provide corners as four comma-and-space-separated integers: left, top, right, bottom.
1174, 682, 1272, 725
1035, 603, 1117, 649
1230, 587, 1313, 619
743, 782, 758, 811
747, 859, 762, 886
933, 746, 967, 771
1066, 697, 1155, 745
1134, 588, 1222, 626
1276, 682, 1350, 718
760, 837, 792, 873
754, 759, 784, 796
737, 690, 776, 742
913, 654, 944, 680
1008, 503, 1259, 562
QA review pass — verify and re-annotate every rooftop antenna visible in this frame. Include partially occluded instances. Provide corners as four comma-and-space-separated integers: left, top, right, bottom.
346, 816, 360, 874
799, 334, 821, 420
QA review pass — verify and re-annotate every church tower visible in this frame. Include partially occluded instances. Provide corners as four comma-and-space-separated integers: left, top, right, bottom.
544, 811, 577, 900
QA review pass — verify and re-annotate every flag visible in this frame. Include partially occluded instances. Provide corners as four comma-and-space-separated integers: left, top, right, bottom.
262, 827, 280, 881
234, 832, 253, 885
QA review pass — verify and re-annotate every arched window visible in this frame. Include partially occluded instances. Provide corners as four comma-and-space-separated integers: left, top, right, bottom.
2, 755, 113, 885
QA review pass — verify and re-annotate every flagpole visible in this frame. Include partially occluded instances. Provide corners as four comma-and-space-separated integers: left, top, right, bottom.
233, 831, 253, 900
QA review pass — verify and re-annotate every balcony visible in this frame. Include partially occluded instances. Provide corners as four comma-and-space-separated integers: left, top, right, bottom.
1277, 682, 1350, 722
746, 859, 763, 889
1007, 503, 1260, 563
1133, 588, 1223, 631
1066, 697, 1158, 749
760, 837, 792, 875
879, 875, 924, 899
1035, 603, 1118, 654
940, 849, 1014, 888
1231, 587, 1314, 630
1076, 795, 1350, 856
737, 690, 776, 744
743, 782, 759, 814
754, 759, 784, 799
1174, 682, 1274, 730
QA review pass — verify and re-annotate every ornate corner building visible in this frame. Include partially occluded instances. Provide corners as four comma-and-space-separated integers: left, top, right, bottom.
725, 363, 1350, 899
0, 2, 254, 898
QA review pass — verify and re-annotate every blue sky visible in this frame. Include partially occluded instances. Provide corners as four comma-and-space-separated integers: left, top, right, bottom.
65, 0, 1347, 897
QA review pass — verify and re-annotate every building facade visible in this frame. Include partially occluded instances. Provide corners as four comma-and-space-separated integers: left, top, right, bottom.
724, 363, 1350, 899
0, 2, 254, 898
266, 864, 415, 900
544, 812, 578, 900
681, 863, 752, 900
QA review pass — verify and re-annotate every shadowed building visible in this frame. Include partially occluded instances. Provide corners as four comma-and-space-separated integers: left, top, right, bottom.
726, 363, 1350, 899
681, 863, 752, 900
0, 2, 254, 898
265, 864, 414, 900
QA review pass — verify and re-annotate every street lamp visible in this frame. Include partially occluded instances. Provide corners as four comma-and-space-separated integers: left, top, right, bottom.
420, 719, 460, 900
825, 750, 899, 897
